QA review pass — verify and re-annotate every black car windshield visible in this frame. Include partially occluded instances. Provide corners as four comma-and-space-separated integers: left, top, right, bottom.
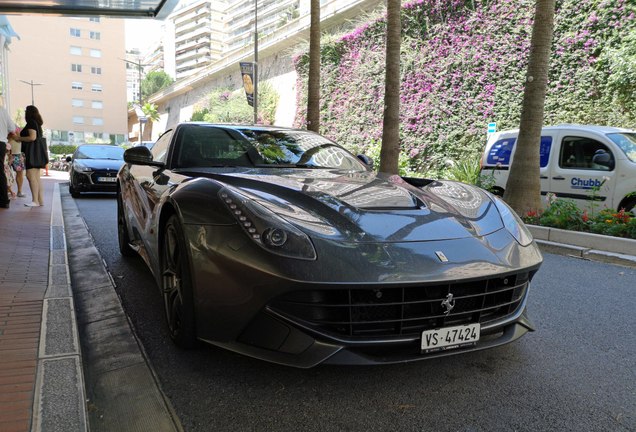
239, 129, 365, 170
176, 126, 366, 170
76, 146, 124, 160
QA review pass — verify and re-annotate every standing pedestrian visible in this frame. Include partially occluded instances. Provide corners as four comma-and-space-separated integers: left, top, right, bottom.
9, 105, 44, 207
8, 129, 25, 197
0, 99, 17, 209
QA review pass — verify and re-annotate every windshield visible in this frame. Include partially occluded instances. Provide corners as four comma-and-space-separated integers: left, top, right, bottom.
240, 129, 365, 170
607, 133, 636, 163
76, 146, 124, 160
176, 126, 366, 171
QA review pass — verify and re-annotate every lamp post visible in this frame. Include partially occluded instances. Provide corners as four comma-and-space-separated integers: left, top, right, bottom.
20, 79, 43, 105
121, 57, 147, 144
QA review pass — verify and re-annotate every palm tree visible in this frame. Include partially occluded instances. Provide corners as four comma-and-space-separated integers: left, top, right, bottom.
306, 0, 320, 132
503, 0, 556, 215
141, 102, 160, 141
379, 0, 401, 174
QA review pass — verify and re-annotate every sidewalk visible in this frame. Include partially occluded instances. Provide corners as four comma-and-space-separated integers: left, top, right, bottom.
1, 170, 635, 432
0, 170, 85, 432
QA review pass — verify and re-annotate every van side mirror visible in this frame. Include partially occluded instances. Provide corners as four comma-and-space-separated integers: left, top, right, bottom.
592, 150, 614, 170
357, 154, 374, 169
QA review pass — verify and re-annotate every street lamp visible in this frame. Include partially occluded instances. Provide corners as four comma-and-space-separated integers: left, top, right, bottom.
121, 57, 148, 144
20, 79, 43, 105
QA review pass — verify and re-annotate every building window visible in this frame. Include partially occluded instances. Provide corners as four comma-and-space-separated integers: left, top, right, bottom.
72, 82, 83, 90
70, 46, 82, 55
91, 84, 103, 92
90, 31, 100, 40
91, 100, 103, 109
91, 67, 102, 75
71, 63, 82, 72
72, 99, 84, 107
73, 116, 84, 124
70, 28, 81, 37
92, 118, 104, 126
90, 49, 101, 58
89, 17, 100, 22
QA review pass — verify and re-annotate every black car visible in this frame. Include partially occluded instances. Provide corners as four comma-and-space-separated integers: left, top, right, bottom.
67, 145, 125, 198
117, 123, 543, 368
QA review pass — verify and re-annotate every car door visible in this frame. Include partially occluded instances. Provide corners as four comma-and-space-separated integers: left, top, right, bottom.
127, 130, 175, 267
548, 131, 617, 212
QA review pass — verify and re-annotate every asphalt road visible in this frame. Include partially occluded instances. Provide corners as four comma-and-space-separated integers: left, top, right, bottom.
73, 194, 636, 432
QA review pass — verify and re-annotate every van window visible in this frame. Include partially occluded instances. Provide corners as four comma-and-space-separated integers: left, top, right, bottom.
486, 136, 552, 167
558, 136, 614, 171
607, 133, 636, 162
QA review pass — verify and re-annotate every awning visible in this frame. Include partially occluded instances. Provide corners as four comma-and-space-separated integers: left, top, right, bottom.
0, 0, 179, 19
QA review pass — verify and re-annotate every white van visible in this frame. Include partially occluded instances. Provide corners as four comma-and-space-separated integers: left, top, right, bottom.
480, 124, 636, 213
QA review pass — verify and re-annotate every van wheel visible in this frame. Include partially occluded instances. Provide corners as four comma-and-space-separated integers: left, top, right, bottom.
620, 198, 636, 216
491, 187, 504, 197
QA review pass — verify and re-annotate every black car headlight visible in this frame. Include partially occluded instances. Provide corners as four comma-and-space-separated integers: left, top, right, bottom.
219, 187, 317, 260
74, 163, 92, 173
493, 197, 534, 246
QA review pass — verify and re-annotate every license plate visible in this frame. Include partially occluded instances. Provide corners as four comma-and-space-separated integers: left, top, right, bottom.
421, 323, 480, 353
98, 177, 117, 183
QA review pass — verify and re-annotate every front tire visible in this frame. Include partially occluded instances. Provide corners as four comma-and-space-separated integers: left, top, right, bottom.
161, 215, 197, 348
620, 197, 636, 216
117, 191, 135, 257
69, 183, 80, 198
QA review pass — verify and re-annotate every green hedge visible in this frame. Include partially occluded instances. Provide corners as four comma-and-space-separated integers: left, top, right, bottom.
49, 144, 77, 155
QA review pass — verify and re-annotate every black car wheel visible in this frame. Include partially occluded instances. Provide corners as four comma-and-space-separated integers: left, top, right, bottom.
161, 215, 197, 348
69, 182, 80, 198
117, 191, 135, 257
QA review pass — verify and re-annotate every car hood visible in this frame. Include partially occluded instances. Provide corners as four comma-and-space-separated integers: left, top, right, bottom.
201, 168, 505, 243
74, 159, 124, 170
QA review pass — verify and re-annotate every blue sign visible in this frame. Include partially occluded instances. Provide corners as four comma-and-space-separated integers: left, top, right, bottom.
487, 122, 497, 133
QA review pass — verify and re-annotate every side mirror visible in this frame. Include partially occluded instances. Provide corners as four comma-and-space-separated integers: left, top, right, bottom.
124, 146, 164, 167
592, 150, 613, 169
357, 154, 374, 169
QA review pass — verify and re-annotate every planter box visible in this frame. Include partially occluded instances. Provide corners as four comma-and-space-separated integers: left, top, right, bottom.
527, 225, 636, 256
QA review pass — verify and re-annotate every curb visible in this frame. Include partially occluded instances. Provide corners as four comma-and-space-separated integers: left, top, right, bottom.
60, 184, 182, 432
528, 225, 636, 268
32, 183, 88, 432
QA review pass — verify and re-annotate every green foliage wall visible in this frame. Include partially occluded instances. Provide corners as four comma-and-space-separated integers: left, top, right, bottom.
294, 0, 636, 177
191, 82, 279, 125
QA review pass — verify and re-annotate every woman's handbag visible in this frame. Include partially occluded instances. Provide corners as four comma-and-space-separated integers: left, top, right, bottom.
25, 135, 49, 169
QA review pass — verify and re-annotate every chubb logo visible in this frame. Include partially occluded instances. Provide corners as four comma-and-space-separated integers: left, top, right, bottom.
571, 178, 602, 190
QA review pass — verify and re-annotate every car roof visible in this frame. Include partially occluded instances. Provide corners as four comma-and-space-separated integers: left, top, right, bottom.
179, 122, 302, 133
494, 124, 636, 136
77, 144, 122, 149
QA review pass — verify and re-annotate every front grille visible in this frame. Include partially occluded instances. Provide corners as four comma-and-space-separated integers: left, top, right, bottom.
269, 272, 532, 339
90, 170, 117, 184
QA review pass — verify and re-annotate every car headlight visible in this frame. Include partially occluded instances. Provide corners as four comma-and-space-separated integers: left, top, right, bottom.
74, 163, 92, 173
493, 197, 534, 246
219, 187, 317, 260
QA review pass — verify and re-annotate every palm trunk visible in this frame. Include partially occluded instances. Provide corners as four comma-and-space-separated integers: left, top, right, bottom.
379, 0, 401, 174
503, 0, 556, 216
306, 0, 320, 132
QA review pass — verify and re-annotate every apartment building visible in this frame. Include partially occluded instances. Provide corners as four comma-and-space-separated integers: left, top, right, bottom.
7, 15, 128, 146
155, 0, 303, 81
170, 0, 225, 80
125, 48, 143, 104
224, 0, 301, 53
